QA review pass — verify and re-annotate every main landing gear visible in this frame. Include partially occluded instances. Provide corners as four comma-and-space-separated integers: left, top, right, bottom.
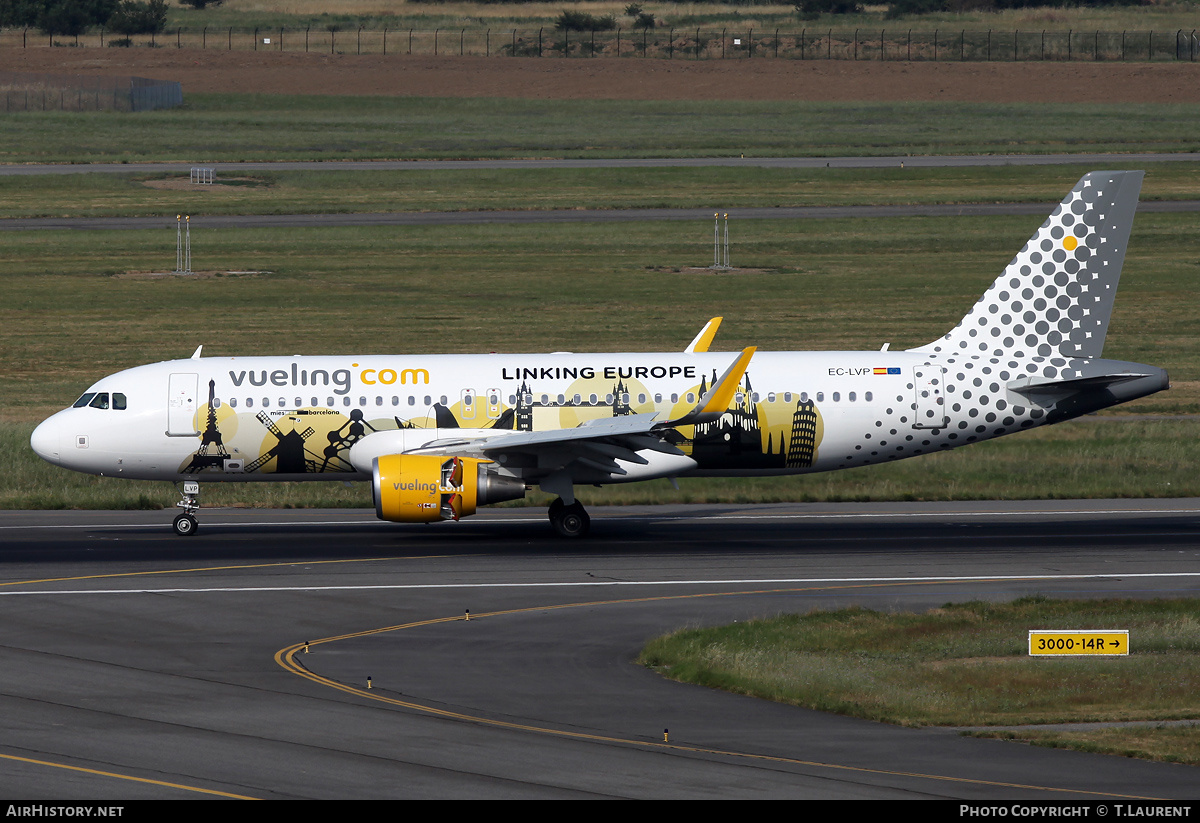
173, 479, 200, 536
548, 497, 590, 538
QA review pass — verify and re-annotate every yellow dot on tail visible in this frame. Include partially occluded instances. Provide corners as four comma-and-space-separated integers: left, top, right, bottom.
1063, 236, 1078, 251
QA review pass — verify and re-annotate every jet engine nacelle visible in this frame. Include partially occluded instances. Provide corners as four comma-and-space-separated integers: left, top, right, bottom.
372, 454, 525, 523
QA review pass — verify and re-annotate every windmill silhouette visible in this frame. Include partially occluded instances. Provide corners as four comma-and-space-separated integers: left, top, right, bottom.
244, 411, 316, 474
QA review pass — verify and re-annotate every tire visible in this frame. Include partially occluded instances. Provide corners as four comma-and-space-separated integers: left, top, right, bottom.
551, 503, 590, 538
173, 513, 198, 536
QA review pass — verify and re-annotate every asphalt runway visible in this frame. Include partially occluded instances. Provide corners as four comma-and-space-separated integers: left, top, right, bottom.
1, 500, 1198, 799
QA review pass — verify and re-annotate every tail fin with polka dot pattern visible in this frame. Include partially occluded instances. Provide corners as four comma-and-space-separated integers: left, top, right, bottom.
913, 170, 1143, 360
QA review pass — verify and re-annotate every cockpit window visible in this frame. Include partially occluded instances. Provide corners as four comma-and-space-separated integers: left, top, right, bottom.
113, 393, 127, 410
88, 393, 110, 410
72, 393, 96, 408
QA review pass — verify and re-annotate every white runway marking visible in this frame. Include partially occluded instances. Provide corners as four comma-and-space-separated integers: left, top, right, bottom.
4, 571, 1200, 596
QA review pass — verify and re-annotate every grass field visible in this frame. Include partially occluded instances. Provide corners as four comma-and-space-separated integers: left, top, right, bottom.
158, 0, 1200, 34
639, 597, 1200, 764
3, 97, 1200, 163
4, 211, 1195, 415
4, 162, 1200, 218
3, 95, 1197, 509
2, 205, 1195, 509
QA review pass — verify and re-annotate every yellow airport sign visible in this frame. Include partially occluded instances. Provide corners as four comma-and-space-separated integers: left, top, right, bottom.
1028, 630, 1129, 656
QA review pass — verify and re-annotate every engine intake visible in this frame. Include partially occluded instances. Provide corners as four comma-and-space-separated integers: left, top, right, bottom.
372, 454, 525, 523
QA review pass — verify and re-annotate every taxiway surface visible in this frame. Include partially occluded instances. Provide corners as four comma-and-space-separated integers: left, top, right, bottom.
1, 501, 1198, 799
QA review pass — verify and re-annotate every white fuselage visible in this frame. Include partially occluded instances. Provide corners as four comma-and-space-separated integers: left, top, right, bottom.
29, 347, 1166, 486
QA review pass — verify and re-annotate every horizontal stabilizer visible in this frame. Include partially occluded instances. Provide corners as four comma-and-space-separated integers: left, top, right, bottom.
1008, 372, 1156, 397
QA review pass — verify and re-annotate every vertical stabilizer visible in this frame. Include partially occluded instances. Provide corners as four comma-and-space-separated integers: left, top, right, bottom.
913, 170, 1143, 359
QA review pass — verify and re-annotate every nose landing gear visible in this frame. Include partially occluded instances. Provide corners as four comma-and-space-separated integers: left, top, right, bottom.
173, 479, 200, 536
548, 497, 590, 538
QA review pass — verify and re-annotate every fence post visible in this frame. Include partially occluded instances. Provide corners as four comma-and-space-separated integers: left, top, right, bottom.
669, 28, 673, 58
881, 29, 884, 61
409, 29, 413, 55
616, 27, 620, 57
801, 28, 805, 60
1068, 28, 1072, 60
1121, 30, 1125, 60
22, 28, 26, 49
721, 28, 725, 59
177, 27, 181, 48
748, 28, 752, 58
853, 28, 858, 60
228, 27, 232, 51
1014, 29, 1018, 60
254, 27, 258, 51
1177, 29, 1182, 60
382, 27, 387, 55
202, 26, 206, 49
1041, 29, 1045, 60
100, 26, 104, 47
696, 27, 700, 59
434, 28, 438, 56
460, 28, 464, 56
358, 26, 361, 55
987, 29, 990, 61
960, 29, 964, 61
908, 29, 911, 61
775, 27, 779, 58
331, 29, 335, 54
512, 29, 516, 56
539, 27, 543, 58
934, 28, 938, 61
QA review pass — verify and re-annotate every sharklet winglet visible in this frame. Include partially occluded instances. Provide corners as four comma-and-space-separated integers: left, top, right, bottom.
663, 346, 756, 428
684, 317, 723, 354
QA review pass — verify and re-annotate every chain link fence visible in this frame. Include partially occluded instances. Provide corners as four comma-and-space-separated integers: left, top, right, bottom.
1, 27, 1197, 61
0, 71, 182, 111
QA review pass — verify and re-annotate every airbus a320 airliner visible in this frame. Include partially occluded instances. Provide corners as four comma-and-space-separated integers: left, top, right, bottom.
31, 171, 1168, 537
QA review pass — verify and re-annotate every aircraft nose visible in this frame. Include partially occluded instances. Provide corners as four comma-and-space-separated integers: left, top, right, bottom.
30, 416, 62, 464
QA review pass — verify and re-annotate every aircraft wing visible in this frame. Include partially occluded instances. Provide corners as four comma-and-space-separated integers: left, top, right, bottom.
368, 347, 756, 499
